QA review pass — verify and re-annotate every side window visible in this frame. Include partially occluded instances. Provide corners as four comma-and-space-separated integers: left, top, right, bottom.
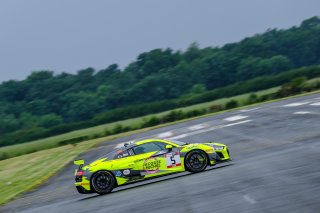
153, 142, 168, 150
104, 150, 118, 160
133, 143, 163, 155
128, 148, 135, 156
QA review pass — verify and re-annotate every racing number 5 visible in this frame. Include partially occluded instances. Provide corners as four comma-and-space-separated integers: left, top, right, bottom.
170, 154, 176, 165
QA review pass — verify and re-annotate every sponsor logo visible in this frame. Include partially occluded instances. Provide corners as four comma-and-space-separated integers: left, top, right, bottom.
143, 157, 161, 174
123, 169, 130, 175
115, 171, 122, 177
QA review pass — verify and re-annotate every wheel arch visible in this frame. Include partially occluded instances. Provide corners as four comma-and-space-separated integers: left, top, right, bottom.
184, 149, 210, 167
90, 169, 118, 189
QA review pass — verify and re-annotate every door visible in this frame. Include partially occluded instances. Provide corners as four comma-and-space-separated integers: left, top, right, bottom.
132, 142, 184, 177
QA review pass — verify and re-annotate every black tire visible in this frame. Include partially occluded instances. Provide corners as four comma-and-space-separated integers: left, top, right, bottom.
91, 171, 115, 195
184, 150, 208, 173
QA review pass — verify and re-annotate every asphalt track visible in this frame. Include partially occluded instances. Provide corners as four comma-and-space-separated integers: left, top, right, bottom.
2, 93, 320, 213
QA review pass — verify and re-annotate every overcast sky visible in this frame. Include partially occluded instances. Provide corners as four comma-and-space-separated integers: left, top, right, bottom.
0, 0, 319, 83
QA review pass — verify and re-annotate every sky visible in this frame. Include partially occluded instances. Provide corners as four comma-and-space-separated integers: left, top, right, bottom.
0, 0, 319, 83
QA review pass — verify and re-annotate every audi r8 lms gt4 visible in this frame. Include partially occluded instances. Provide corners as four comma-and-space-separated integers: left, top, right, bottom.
74, 138, 231, 194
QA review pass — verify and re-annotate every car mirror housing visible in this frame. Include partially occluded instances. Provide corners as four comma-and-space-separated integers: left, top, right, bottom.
165, 145, 173, 150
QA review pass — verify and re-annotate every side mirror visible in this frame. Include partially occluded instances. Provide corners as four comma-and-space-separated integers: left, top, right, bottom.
165, 145, 173, 150
74, 159, 84, 165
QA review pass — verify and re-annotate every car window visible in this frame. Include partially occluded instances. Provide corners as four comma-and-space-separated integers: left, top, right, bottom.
103, 150, 118, 160
128, 148, 135, 156
133, 143, 163, 155
153, 142, 168, 150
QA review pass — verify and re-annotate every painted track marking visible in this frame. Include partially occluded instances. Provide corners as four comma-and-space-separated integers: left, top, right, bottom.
294, 111, 312, 115
282, 102, 310, 107
224, 115, 248, 122
170, 120, 252, 139
310, 102, 320, 106
243, 194, 256, 204
239, 107, 261, 112
157, 131, 173, 138
171, 134, 187, 140
188, 124, 207, 131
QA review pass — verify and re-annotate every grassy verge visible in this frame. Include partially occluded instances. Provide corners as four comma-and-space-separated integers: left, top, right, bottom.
0, 140, 97, 205
0, 129, 154, 205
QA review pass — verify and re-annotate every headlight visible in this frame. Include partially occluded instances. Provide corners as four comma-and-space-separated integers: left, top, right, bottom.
212, 145, 224, 150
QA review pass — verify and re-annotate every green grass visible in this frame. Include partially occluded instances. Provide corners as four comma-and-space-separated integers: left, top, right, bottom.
0, 128, 162, 205
306, 77, 320, 84
0, 139, 98, 205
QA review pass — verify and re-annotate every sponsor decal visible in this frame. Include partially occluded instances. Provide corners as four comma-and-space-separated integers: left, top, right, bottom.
115, 171, 122, 177
123, 169, 130, 175
143, 157, 161, 174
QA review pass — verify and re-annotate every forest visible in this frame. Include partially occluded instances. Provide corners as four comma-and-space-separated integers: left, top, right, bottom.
0, 17, 319, 146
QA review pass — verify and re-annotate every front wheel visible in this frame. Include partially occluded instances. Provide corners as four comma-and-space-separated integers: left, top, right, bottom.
91, 171, 115, 195
184, 150, 208, 173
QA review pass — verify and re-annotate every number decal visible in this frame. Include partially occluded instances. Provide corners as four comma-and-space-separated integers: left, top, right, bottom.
165, 152, 181, 168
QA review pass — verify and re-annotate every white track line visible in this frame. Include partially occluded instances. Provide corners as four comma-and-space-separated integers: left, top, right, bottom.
310, 102, 320, 106
282, 102, 310, 107
239, 107, 261, 112
170, 120, 252, 139
223, 120, 252, 127
157, 131, 173, 138
243, 194, 256, 204
171, 134, 188, 140
116, 120, 252, 148
188, 124, 207, 131
294, 111, 311, 115
224, 115, 248, 122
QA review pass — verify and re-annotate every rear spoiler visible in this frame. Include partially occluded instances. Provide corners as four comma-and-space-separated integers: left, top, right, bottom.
74, 159, 84, 169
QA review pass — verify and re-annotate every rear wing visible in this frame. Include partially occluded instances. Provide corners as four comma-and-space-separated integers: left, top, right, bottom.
74, 159, 84, 170
74, 159, 84, 165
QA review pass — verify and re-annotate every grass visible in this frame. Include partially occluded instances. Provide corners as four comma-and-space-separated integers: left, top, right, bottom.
0, 86, 280, 160
0, 139, 97, 205
0, 128, 157, 205
307, 77, 320, 84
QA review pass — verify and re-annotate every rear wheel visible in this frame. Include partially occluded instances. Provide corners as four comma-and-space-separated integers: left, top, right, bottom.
91, 171, 115, 194
184, 150, 208, 172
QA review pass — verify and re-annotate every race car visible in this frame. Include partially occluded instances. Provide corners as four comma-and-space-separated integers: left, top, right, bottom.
74, 138, 231, 194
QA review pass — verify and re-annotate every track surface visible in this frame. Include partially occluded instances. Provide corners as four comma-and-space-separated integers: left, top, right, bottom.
2, 93, 320, 213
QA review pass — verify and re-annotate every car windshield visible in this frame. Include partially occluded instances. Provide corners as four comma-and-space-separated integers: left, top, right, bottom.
167, 139, 188, 146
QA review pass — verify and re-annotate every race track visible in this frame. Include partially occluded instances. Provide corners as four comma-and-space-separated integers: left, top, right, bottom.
2, 93, 320, 213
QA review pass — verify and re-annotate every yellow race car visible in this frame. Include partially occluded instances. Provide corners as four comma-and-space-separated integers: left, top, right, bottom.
74, 138, 231, 194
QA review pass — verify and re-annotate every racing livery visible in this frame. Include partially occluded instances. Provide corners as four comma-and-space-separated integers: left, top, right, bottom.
74, 138, 231, 194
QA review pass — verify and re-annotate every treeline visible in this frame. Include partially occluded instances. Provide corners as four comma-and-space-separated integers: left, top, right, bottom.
0, 17, 320, 146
